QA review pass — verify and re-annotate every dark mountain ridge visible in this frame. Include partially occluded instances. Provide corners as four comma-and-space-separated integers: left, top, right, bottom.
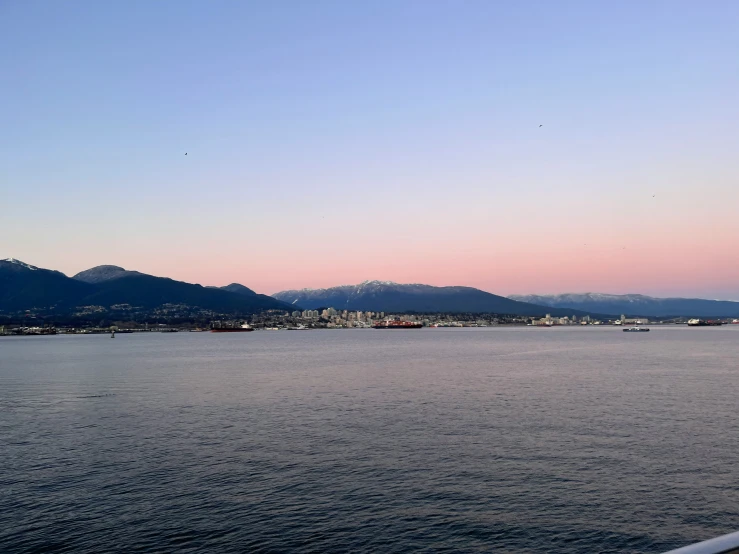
0, 258, 95, 311
82, 273, 285, 312
220, 283, 257, 296
0, 259, 292, 315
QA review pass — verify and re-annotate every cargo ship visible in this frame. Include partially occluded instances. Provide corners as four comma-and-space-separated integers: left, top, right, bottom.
687, 319, 724, 327
372, 320, 423, 329
211, 321, 254, 333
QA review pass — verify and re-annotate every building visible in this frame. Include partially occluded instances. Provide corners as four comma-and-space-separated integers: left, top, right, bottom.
321, 307, 338, 318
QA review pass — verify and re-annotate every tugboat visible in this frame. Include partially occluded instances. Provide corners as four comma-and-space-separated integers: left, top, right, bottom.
372, 320, 423, 329
623, 326, 650, 332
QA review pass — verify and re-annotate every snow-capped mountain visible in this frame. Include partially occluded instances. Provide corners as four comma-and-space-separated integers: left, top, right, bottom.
1, 258, 40, 271
509, 293, 739, 318
275, 280, 456, 305
273, 281, 592, 316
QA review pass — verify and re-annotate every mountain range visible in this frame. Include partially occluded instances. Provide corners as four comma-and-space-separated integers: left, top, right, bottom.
509, 293, 739, 318
4, 258, 738, 318
0, 259, 291, 315
272, 281, 598, 317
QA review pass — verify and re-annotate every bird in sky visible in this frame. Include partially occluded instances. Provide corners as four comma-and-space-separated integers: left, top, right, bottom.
185, 153, 188, 156
539, 124, 543, 127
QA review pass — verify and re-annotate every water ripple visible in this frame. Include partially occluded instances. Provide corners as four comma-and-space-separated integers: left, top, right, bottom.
1, 328, 738, 552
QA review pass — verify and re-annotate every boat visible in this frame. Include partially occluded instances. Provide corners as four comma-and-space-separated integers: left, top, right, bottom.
372, 320, 423, 329
664, 529, 739, 553
211, 322, 254, 333
687, 319, 724, 327
623, 327, 650, 332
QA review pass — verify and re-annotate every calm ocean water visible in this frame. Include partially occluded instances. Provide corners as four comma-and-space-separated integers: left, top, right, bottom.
1, 327, 738, 553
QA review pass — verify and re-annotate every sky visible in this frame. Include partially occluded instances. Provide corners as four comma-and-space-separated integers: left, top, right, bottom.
1, 0, 738, 299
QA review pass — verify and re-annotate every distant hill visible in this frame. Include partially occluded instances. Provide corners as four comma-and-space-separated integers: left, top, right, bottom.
80, 272, 290, 313
0, 259, 292, 315
220, 283, 257, 296
273, 280, 597, 317
73, 265, 144, 284
509, 293, 739, 318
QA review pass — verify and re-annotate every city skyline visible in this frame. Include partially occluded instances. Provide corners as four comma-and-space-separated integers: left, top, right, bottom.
2, 1, 738, 299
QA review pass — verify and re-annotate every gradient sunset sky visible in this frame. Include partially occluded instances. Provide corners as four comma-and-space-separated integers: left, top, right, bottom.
2, 1, 738, 299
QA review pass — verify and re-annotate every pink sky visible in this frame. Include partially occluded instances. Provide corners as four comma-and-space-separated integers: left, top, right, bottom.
3, 1, 739, 300
10, 216, 738, 300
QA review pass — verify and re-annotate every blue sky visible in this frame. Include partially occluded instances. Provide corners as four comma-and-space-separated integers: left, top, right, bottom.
2, 1, 738, 297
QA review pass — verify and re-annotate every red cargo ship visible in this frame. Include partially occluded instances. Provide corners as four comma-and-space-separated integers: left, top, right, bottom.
372, 320, 423, 329
687, 319, 724, 327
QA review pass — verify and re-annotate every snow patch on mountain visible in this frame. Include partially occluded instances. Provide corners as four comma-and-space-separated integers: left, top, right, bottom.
510, 293, 659, 305
1, 258, 38, 270
508, 292, 739, 317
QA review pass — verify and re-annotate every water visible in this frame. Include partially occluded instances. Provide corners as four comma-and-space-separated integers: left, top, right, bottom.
1, 327, 738, 553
